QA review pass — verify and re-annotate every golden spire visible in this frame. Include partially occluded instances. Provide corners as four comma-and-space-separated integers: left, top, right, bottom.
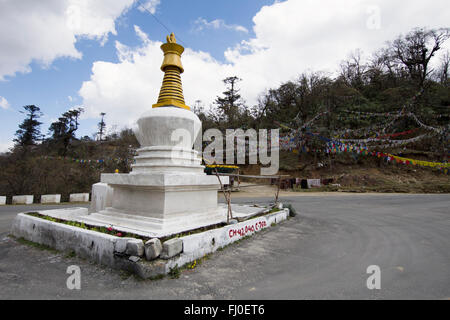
152, 33, 190, 110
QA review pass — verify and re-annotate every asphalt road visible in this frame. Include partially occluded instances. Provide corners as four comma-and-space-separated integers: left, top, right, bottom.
0, 194, 449, 300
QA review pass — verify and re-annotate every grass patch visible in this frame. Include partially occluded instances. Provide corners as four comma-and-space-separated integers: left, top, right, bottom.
15, 236, 58, 253
268, 207, 281, 214
65, 250, 76, 258
168, 264, 181, 279
119, 270, 133, 280
175, 253, 212, 276
149, 274, 165, 281
141, 254, 213, 282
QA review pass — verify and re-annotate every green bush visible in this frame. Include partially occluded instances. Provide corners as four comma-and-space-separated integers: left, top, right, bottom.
283, 203, 297, 217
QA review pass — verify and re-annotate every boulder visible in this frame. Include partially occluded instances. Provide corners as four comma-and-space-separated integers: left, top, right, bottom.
161, 238, 183, 259
144, 238, 162, 260
126, 239, 144, 257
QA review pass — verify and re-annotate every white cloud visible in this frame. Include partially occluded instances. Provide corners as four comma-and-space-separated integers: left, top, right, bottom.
79, 27, 234, 128
0, 0, 137, 80
0, 96, 10, 109
79, 0, 450, 130
0, 139, 14, 153
193, 18, 249, 33
136, 0, 160, 14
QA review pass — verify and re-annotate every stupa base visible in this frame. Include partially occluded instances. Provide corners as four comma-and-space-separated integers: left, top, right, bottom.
78, 206, 229, 238
11, 206, 290, 279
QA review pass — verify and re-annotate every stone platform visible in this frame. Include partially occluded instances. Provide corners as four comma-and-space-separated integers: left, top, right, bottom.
11, 205, 290, 278
101, 173, 224, 217
18, 203, 266, 238
86, 172, 230, 238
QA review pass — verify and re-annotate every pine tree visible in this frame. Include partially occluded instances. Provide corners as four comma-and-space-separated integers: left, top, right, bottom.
215, 76, 244, 128
14, 105, 43, 148
97, 112, 106, 141
48, 107, 84, 155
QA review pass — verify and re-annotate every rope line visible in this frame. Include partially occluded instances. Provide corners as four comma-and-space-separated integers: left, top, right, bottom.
135, 0, 188, 47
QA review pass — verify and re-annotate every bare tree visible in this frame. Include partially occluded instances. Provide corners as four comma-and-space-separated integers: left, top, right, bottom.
340, 49, 368, 89
436, 50, 449, 85
389, 28, 450, 88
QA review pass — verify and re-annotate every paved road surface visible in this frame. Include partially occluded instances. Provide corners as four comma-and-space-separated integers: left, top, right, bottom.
0, 194, 448, 299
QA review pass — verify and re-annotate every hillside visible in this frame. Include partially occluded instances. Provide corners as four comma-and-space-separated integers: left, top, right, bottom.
1, 27, 449, 201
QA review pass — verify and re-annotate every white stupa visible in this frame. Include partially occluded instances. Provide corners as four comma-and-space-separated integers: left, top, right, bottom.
82, 33, 229, 237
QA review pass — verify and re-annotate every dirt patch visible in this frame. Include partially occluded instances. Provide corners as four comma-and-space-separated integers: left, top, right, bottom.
234, 152, 449, 195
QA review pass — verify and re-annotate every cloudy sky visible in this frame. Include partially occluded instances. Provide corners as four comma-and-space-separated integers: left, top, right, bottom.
0, 0, 449, 152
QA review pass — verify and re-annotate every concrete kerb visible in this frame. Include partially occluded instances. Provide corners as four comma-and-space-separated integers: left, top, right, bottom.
12, 195, 34, 205
10, 208, 290, 279
69, 193, 90, 203
40, 194, 61, 204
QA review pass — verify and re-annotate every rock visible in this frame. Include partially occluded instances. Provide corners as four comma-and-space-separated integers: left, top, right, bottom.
126, 239, 144, 256
144, 238, 162, 261
134, 259, 166, 279
160, 238, 183, 259
283, 203, 297, 217
128, 256, 141, 263
114, 238, 129, 253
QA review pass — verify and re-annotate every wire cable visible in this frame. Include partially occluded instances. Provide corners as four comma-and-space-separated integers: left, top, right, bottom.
135, 0, 187, 47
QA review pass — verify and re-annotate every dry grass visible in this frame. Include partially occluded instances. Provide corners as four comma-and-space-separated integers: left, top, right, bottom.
235, 151, 449, 194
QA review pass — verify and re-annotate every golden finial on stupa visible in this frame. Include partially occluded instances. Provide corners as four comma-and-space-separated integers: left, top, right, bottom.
152, 33, 190, 110
166, 33, 176, 43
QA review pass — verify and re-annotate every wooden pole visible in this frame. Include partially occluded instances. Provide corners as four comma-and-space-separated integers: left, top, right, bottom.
237, 168, 240, 190
275, 175, 281, 204
214, 167, 232, 223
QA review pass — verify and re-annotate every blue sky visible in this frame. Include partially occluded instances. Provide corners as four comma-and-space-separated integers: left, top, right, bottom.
0, 0, 449, 152
0, 0, 276, 151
